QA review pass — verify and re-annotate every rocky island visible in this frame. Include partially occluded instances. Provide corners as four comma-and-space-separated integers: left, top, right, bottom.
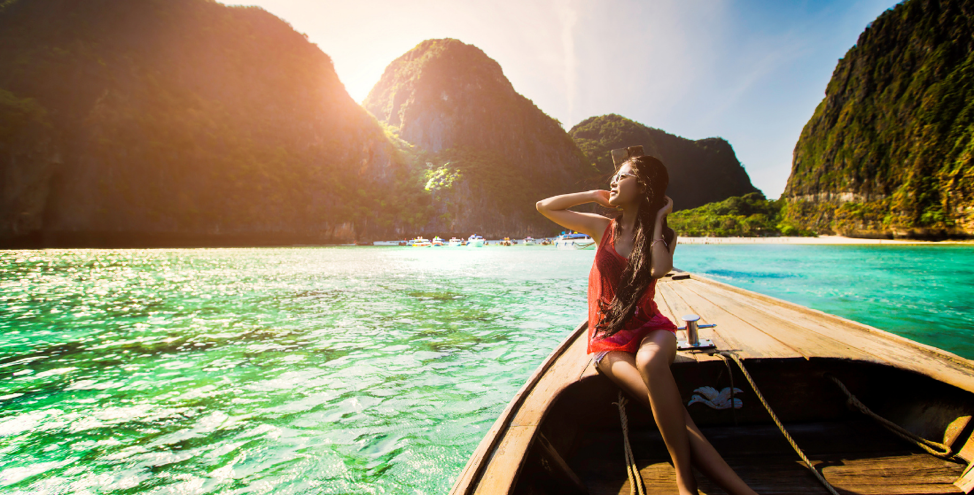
783, 0, 974, 239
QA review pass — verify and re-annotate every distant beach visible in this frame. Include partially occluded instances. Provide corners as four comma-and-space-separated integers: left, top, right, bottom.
677, 235, 974, 245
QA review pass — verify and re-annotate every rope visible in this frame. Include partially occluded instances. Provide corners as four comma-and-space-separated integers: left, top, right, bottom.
718, 354, 738, 426
824, 373, 963, 462
613, 390, 646, 495
718, 352, 840, 495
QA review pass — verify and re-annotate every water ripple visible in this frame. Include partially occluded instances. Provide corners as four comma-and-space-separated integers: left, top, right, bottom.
0, 246, 591, 494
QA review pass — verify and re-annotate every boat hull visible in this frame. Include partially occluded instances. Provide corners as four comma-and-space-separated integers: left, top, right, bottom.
554, 239, 595, 250
450, 270, 974, 495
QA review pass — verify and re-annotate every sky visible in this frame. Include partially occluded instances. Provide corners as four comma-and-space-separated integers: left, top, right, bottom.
222, 0, 904, 199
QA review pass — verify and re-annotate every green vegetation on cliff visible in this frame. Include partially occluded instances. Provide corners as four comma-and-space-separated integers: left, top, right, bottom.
784, 0, 974, 238
569, 114, 759, 211
668, 192, 815, 237
363, 38, 597, 237
0, 0, 426, 244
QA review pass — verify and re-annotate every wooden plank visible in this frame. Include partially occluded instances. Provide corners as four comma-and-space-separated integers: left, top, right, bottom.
654, 281, 700, 363
574, 420, 967, 495
687, 274, 974, 392
579, 359, 599, 379
536, 432, 589, 494
656, 282, 727, 362
474, 425, 535, 494
653, 281, 683, 339
510, 333, 591, 427
959, 430, 974, 463
687, 272, 974, 393
954, 462, 974, 494
681, 279, 874, 361
580, 452, 965, 494
665, 281, 802, 360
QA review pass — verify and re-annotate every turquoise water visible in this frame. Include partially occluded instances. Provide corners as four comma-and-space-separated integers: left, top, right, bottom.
672, 243, 974, 359
1, 244, 972, 493
0, 247, 591, 494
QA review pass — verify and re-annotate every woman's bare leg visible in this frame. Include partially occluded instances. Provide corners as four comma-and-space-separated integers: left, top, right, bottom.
682, 408, 757, 494
613, 330, 696, 494
597, 339, 758, 495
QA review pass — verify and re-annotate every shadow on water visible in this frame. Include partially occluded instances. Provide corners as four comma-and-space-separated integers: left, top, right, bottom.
0, 323, 316, 370
406, 290, 466, 301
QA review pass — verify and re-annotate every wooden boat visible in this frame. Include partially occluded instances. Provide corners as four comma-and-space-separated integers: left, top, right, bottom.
450, 269, 974, 495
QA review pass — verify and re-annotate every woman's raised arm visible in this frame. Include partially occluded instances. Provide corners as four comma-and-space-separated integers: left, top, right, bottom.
650, 196, 676, 278
536, 190, 614, 242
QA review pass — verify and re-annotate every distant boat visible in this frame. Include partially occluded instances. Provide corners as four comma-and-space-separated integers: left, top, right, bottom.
372, 240, 404, 246
501, 237, 515, 246
432, 236, 445, 247
554, 232, 595, 250
467, 234, 485, 247
448, 237, 463, 247
523, 237, 536, 245
410, 236, 431, 247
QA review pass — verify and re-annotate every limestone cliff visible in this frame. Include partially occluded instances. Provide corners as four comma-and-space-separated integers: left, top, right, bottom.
0, 0, 415, 247
783, 0, 974, 239
1, 4, 766, 246
569, 114, 760, 211
362, 39, 597, 239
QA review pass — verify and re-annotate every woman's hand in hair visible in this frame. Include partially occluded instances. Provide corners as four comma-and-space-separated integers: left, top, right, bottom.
592, 190, 621, 209
657, 195, 673, 219
650, 195, 676, 278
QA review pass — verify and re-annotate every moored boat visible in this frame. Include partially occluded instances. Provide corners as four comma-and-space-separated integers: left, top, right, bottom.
450, 269, 974, 495
524, 237, 536, 245
554, 231, 595, 250
468, 234, 485, 247
432, 236, 445, 247
410, 236, 431, 247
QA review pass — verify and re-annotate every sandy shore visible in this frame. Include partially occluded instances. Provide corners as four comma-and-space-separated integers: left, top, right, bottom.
677, 235, 974, 245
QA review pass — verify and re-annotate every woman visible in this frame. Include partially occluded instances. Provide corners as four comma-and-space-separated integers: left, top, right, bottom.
535, 151, 757, 495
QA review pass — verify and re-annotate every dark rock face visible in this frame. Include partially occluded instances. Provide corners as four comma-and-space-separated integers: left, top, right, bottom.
783, 0, 974, 239
0, 0, 405, 247
569, 114, 760, 211
362, 39, 598, 239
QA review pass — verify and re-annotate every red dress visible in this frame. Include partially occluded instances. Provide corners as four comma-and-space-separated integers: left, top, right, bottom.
587, 219, 678, 354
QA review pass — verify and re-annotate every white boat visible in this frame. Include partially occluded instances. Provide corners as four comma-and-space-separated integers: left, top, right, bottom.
554, 232, 595, 250
432, 236, 445, 247
448, 237, 463, 247
467, 234, 485, 247
523, 237, 535, 245
372, 240, 405, 246
410, 236, 431, 247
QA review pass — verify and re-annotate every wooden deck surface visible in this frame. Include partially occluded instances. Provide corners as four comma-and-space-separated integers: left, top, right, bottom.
450, 270, 974, 495
658, 270, 974, 392
572, 420, 966, 494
